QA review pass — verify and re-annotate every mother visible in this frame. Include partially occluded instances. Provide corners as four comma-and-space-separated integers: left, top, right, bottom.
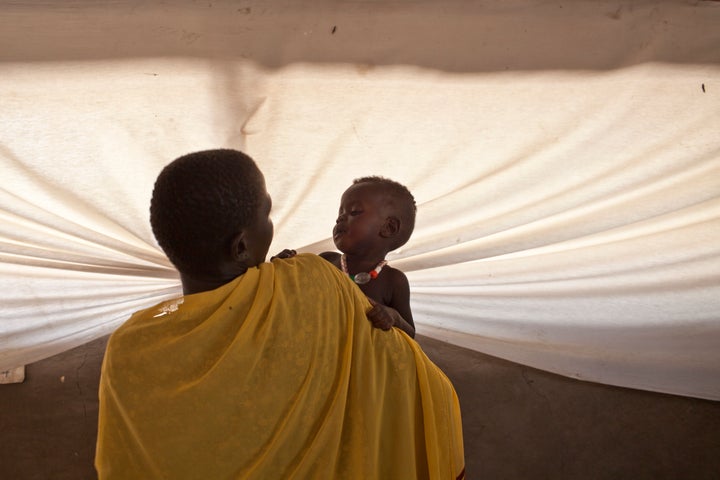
95, 148, 465, 479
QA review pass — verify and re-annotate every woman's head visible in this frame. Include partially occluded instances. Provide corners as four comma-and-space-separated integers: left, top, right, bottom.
150, 149, 273, 279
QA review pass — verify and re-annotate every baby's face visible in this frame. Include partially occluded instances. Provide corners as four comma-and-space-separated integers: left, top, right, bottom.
333, 183, 388, 254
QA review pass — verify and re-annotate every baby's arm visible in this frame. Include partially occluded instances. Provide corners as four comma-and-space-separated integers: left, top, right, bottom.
366, 299, 416, 338
320, 253, 415, 337
367, 268, 416, 337
388, 269, 415, 337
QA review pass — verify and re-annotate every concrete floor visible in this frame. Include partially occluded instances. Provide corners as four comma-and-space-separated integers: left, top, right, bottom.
1, 335, 718, 479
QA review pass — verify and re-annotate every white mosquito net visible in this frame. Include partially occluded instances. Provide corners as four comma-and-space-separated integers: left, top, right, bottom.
1, 0, 719, 400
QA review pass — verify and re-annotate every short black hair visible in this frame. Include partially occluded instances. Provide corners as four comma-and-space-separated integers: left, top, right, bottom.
353, 176, 417, 250
150, 149, 265, 276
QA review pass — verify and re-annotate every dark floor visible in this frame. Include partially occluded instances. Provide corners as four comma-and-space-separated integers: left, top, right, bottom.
1, 335, 719, 480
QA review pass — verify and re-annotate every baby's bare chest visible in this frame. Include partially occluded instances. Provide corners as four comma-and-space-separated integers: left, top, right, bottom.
358, 276, 394, 306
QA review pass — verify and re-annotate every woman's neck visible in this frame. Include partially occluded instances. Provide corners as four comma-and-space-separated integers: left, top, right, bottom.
180, 270, 245, 296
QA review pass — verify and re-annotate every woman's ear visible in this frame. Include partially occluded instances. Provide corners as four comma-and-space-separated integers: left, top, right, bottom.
380, 216, 400, 238
230, 231, 249, 262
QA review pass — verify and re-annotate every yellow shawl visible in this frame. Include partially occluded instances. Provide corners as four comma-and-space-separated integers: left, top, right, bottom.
96, 254, 464, 479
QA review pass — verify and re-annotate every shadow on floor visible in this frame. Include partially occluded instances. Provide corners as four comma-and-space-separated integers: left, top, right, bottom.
1, 335, 718, 479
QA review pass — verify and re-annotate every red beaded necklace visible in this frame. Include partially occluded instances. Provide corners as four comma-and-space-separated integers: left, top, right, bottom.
340, 254, 387, 285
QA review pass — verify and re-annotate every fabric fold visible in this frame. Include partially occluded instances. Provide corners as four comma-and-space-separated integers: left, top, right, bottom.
96, 254, 464, 479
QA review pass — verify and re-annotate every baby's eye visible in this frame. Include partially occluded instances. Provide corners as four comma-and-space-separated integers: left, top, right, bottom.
350, 210, 363, 216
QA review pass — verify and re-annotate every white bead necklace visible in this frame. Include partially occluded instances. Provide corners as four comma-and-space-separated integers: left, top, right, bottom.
340, 254, 387, 285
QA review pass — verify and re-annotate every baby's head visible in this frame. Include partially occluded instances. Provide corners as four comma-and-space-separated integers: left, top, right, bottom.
150, 149, 273, 278
343, 176, 416, 252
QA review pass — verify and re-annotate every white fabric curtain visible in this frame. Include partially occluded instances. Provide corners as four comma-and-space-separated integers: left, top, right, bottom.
1, 0, 719, 400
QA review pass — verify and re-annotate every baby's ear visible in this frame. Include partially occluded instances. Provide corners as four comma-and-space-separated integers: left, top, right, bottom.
380, 216, 400, 238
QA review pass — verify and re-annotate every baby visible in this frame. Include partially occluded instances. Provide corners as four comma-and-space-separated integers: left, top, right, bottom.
320, 176, 417, 338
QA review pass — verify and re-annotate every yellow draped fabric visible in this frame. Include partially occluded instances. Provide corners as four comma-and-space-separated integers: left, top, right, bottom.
95, 254, 464, 479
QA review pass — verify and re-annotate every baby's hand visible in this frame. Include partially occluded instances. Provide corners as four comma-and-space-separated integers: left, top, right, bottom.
366, 299, 395, 331
270, 249, 297, 261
